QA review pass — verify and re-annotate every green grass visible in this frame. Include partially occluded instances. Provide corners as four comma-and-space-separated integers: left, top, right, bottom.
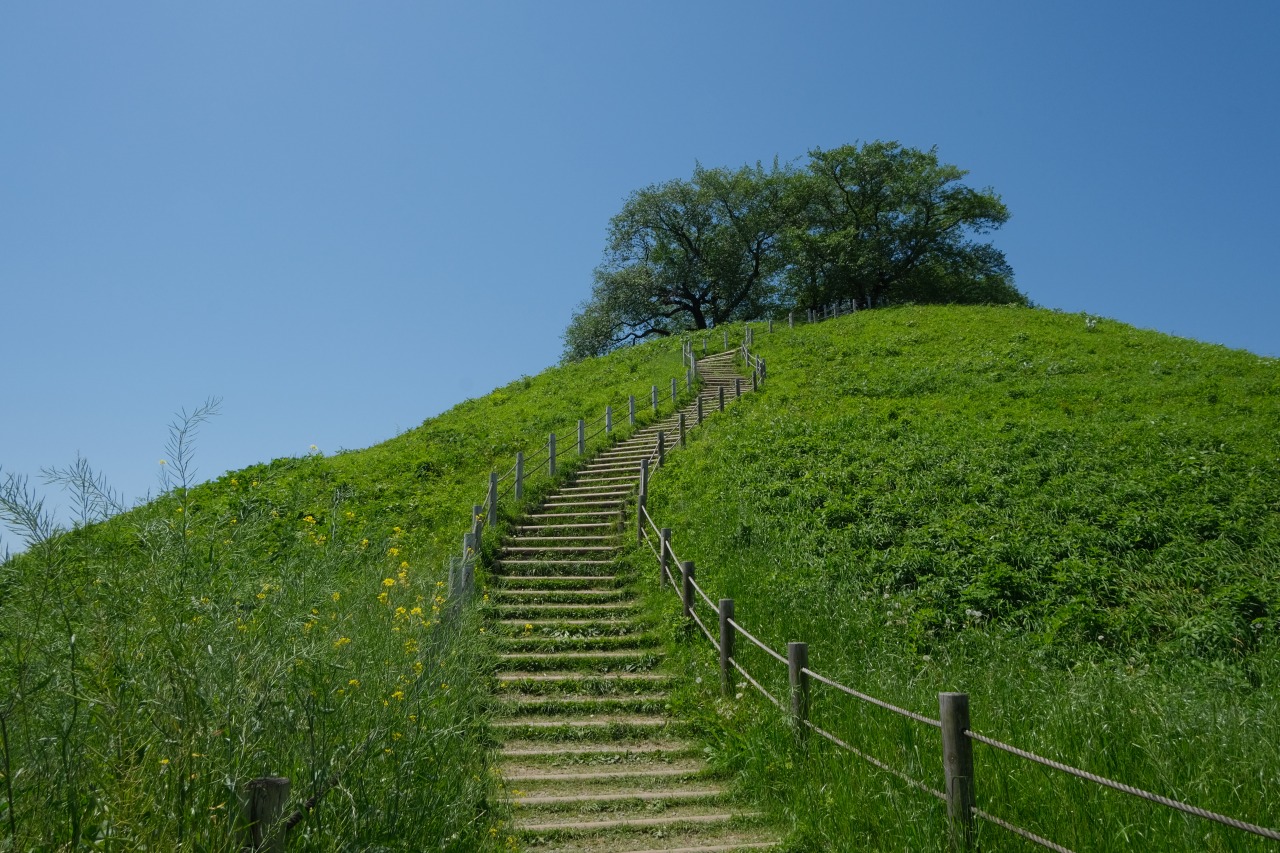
0, 337, 692, 850
642, 306, 1280, 851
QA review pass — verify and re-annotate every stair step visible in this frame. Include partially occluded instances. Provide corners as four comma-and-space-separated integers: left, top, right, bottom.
511, 789, 723, 806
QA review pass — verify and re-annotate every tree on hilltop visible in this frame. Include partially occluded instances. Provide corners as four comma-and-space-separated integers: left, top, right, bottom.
563, 142, 1024, 360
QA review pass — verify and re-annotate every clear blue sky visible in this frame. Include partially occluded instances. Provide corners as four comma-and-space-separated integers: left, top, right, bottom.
3, 1, 1278, 534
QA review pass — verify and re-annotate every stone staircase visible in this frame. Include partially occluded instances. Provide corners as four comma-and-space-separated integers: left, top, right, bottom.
487, 351, 779, 852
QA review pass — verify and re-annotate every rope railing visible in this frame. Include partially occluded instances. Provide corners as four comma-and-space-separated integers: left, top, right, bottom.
965, 730, 1280, 841
973, 809, 1076, 853
727, 618, 788, 666
803, 719, 946, 802
730, 657, 785, 710
804, 668, 941, 729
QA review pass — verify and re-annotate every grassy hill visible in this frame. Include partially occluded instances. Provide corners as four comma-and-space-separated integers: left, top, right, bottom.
5, 304, 1277, 851
643, 305, 1279, 850
0, 339, 689, 850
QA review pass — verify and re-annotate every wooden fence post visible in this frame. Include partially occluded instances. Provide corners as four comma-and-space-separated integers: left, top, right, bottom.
697, 394, 704, 425
577, 419, 585, 455
789, 311, 794, 328
678, 412, 686, 447
659, 528, 671, 586
760, 358, 767, 381
629, 394, 636, 427
606, 405, 612, 434
719, 598, 735, 696
652, 385, 659, 415
681, 561, 695, 621
723, 328, 729, 350
788, 642, 810, 741
735, 377, 742, 398
687, 366, 693, 388
515, 451, 524, 500
752, 370, 758, 393
487, 474, 498, 526
768, 318, 773, 333
472, 504, 483, 548
548, 433, 556, 477
939, 693, 976, 850
241, 776, 290, 852
671, 377, 678, 405
702, 336, 707, 354
637, 459, 648, 545
718, 385, 725, 412
657, 430, 665, 467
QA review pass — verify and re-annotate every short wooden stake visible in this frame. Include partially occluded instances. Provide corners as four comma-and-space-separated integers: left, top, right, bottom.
487, 474, 498, 526
702, 337, 707, 354
671, 377, 678, 405
678, 412, 686, 447
657, 430, 665, 467
515, 451, 524, 500
788, 311, 794, 328
735, 377, 742, 398
681, 560, 695, 621
472, 504, 483, 546
697, 394, 704, 424
652, 385, 659, 414
241, 776, 290, 852
768, 318, 773, 333
718, 385, 725, 412
940, 692, 976, 850
577, 419, 585, 455
788, 642, 810, 740
659, 527, 671, 586
751, 371, 758, 393
548, 433, 556, 476
760, 358, 767, 381
629, 394, 636, 427
605, 405, 612, 434
686, 366, 693, 388
719, 598, 735, 696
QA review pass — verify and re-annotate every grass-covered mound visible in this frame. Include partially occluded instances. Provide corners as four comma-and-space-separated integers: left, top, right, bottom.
645, 306, 1279, 851
0, 338, 687, 850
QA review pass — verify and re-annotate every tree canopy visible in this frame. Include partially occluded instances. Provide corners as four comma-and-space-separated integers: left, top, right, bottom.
563, 141, 1024, 360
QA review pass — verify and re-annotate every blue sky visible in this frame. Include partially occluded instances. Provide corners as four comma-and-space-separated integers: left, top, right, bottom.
2, 1, 1278, 534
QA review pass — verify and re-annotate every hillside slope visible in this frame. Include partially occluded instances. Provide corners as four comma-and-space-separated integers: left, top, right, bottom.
644, 306, 1279, 850
0, 338, 690, 850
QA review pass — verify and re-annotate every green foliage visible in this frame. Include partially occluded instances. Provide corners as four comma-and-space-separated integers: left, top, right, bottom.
645, 306, 1280, 850
0, 336, 689, 849
563, 143, 1025, 360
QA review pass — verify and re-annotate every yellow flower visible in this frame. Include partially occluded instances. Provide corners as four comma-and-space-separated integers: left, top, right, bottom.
251, 480, 258, 487
440, 683, 449, 691
331, 592, 341, 602
348, 679, 360, 687
392, 731, 403, 741
391, 690, 405, 701
377, 592, 389, 604
159, 758, 169, 765
409, 606, 422, 616
333, 637, 351, 648
230, 478, 239, 486
392, 526, 402, 535
413, 661, 424, 675
360, 538, 369, 548
344, 511, 355, 520
230, 518, 237, 525
399, 561, 410, 570
382, 578, 396, 588
303, 515, 316, 524
387, 547, 400, 557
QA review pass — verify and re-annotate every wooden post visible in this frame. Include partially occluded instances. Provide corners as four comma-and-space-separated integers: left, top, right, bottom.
686, 366, 693, 388
652, 385, 659, 414
723, 328, 728, 350
605, 405, 612, 434
760, 358, 767, 381
657, 430, 665, 467
577, 419, 585, 455
788, 642, 810, 740
678, 412, 686, 447
735, 377, 742, 398
752, 370, 758, 393
681, 560, 695, 621
472, 504, 483, 547
637, 460, 648, 545
789, 311, 794, 328
460, 532, 476, 597
702, 337, 707, 354
671, 377, 678, 405
659, 528, 671, 586
629, 394, 636, 427
241, 776, 290, 852
939, 692, 976, 850
719, 598, 735, 696
697, 394, 704, 425
718, 385, 725, 412
548, 433, 556, 477
768, 318, 773, 333
487, 474, 498, 526
515, 451, 524, 500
